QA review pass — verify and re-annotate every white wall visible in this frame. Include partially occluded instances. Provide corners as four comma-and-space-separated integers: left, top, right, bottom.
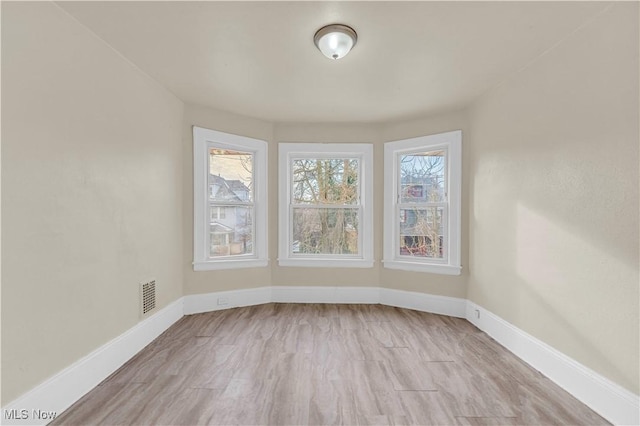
1, 2, 184, 404
467, 3, 639, 394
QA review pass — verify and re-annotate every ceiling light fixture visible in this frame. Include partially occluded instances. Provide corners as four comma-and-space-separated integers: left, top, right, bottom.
314, 24, 357, 60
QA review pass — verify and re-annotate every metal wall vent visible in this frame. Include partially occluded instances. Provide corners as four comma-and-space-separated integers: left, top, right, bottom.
141, 280, 156, 316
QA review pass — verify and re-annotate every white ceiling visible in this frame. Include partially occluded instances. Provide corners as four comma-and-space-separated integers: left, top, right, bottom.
57, 1, 608, 123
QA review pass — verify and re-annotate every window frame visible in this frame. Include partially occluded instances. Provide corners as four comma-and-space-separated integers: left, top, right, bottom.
383, 131, 462, 275
278, 143, 374, 268
193, 126, 268, 271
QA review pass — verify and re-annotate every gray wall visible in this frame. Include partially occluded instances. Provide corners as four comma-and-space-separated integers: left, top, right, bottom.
2, 2, 184, 404
467, 3, 639, 394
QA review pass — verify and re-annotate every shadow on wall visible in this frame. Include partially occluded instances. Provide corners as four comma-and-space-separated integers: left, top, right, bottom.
515, 202, 638, 393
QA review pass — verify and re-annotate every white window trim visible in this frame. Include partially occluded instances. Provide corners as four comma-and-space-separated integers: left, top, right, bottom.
383, 130, 462, 275
193, 126, 268, 271
278, 143, 374, 268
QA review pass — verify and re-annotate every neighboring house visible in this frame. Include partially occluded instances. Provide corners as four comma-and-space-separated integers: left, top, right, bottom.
208, 174, 252, 256
399, 176, 444, 258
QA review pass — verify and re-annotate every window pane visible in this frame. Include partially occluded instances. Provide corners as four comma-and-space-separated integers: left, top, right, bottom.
209, 148, 253, 202
292, 159, 359, 204
209, 206, 252, 257
399, 151, 445, 203
209, 207, 227, 220
399, 207, 444, 259
292, 208, 358, 254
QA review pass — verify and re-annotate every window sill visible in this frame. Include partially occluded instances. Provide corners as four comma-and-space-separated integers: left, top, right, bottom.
193, 258, 269, 271
383, 260, 462, 275
278, 258, 374, 268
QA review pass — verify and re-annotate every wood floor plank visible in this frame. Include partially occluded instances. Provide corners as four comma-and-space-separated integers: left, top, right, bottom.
380, 348, 439, 391
159, 388, 223, 425
397, 390, 457, 425
185, 343, 240, 390
215, 378, 276, 425
367, 321, 410, 348
454, 416, 520, 426
455, 333, 543, 385
52, 303, 610, 426
356, 414, 411, 425
400, 325, 460, 362
265, 353, 312, 425
518, 377, 608, 425
50, 382, 140, 425
308, 378, 357, 425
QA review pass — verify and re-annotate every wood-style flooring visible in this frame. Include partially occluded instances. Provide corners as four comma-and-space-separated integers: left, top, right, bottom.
52, 303, 609, 425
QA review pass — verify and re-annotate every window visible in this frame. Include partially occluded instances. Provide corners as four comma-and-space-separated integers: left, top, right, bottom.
383, 131, 461, 275
278, 143, 373, 267
193, 126, 268, 270
209, 207, 226, 220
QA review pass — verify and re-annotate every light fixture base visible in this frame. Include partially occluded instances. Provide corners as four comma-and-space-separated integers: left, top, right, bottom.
314, 24, 357, 60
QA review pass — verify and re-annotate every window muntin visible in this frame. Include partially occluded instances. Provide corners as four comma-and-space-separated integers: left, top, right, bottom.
193, 127, 267, 271
279, 144, 373, 267
384, 131, 461, 275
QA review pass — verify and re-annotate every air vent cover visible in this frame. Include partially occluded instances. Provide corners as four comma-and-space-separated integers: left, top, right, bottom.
141, 280, 156, 316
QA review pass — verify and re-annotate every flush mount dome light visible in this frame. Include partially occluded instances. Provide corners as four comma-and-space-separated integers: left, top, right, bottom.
314, 24, 357, 60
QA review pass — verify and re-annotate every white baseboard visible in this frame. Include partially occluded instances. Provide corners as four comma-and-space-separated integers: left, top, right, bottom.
466, 301, 639, 426
183, 285, 465, 317
380, 288, 467, 318
1, 298, 184, 426
271, 286, 381, 304
183, 286, 271, 314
